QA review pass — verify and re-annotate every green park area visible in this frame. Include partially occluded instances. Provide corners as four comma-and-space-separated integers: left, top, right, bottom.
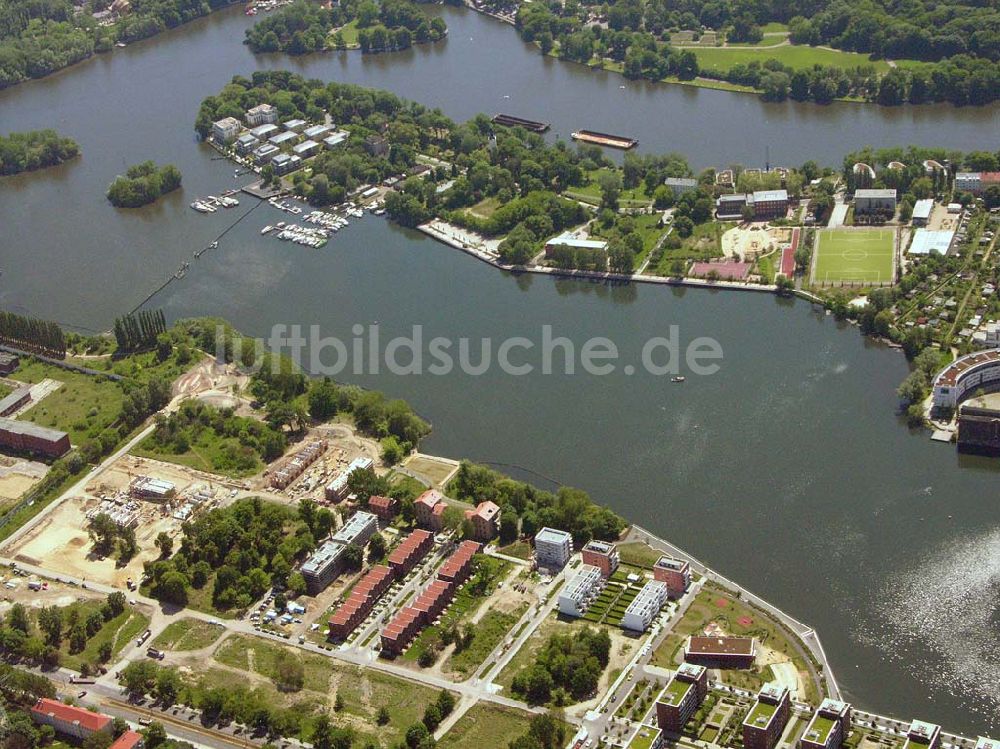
812, 228, 895, 285
649, 585, 820, 703
14, 360, 124, 444
690, 45, 891, 76
152, 618, 225, 651
564, 168, 653, 209
439, 703, 570, 749
212, 634, 445, 745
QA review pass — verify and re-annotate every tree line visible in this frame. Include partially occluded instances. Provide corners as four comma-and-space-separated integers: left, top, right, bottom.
244, 0, 446, 56
114, 309, 167, 352
0, 310, 65, 356
107, 161, 182, 208
0, 129, 79, 176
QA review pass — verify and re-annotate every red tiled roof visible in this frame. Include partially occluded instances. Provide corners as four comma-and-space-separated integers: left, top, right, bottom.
110, 731, 143, 749
415, 490, 443, 509
32, 699, 112, 733
369, 495, 395, 510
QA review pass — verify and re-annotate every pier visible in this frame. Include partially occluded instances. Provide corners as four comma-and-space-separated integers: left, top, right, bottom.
571, 129, 638, 149
491, 113, 550, 133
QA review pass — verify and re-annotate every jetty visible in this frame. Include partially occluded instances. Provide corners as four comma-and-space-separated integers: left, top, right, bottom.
571, 129, 638, 149
491, 113, 550, 133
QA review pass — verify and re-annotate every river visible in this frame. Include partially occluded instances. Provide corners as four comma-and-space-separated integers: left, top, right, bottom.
2, 3, 1000, 736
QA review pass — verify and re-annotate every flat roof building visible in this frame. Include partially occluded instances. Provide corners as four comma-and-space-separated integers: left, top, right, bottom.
293, 139, 320, 158
544, 232, 608, 257
212, 117, 242, 144
854, 188, 896, 214
751, 189, 789, 219
235, 133, 259, 155
130, 476, 175, 500
0, 352, 19, 375
300, 539, 347, 594
558, 564, 604, 617
717, 193, 749, 220
622, 579, 668, 632
653, 555, 691, 599
333, 510, 378, 549
534, 526, 572, 569
246, 103, 278, 127
743, 684, 791, 749
303, 124, 330, 140
253, 143, 280, 163
932, 348, 1000, 408
283, 118, 307, 132
909, 229, 954, 256
269, 131, 299, 148
626, 725, 663, 749
904, 721, 941, 749
324, 456, 374, 502
656, 663, 708, 734
911, 199, 934, 226
664, 177, 698, 196
0, 386, 31, 416
324, 131, 349, 149
800, 699, 852, 749
685, 635, 756, 668
249, 123, 279, 140
581, 540, 619, 577
0, 417, 69, 457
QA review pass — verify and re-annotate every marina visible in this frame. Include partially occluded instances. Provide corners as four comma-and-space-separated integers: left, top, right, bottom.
570, 129, 639, 150
190, 190, 241, 213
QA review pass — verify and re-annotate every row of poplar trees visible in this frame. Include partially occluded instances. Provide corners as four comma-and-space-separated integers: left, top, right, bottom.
113, 309, 167, 352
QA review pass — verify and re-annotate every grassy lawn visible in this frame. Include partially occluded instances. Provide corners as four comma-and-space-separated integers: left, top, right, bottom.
404, 557, 511, 667
649, 586, 820, 703
13, 360, 124, 444
465, 197, 501, 219
565, 169, 653, 209
812, 228, 895, 285
331, 19, 360, 48
651, 220, 724, 272
213, 634, 445, 743
497, 540, 532, 560
755, 251, 778, 283
439, 703, 571, 749
617, 542, 663, 569
54, 600, 150, 671
132, 429, 264, 478
590, 213, 670, 270
445, 603, 527, 677
691, 44, 891, 75
152, 618, 224, 651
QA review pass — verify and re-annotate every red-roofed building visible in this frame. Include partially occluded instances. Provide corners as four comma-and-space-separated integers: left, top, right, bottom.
438, 540, 480, 584
110, 730, 144, 749
415, 490, 446, 531
368, 495, 398, 522
387, 529, 433, 577
327, 564, 395, 640
381, 577, 457, 655
464, 501, 501, 541
31, 699, 113, 740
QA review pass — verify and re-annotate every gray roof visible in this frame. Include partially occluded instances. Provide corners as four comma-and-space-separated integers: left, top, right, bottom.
855, 188, 896, 199
535, 527, 572, 545
752, 189, 788, 202
0, 416, 67, 441
664, 177, 698, 188
0, 386, 30, 414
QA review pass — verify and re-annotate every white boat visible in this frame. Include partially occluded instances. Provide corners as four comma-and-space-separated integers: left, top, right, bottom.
209, 241, 218, 249
191, 201, 214, 213
671, 376, 686, 383
261, 225, 274, 234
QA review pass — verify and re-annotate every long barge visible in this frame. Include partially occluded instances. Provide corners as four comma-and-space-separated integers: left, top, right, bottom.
491, 113, 550, 132
571, 129, 638, 150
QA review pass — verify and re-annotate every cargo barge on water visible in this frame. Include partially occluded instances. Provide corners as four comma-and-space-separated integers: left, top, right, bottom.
571, 129, 638, 149
491, 113, 550, 132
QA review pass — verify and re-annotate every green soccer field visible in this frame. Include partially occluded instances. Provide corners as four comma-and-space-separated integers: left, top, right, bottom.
812, 229, 895, 284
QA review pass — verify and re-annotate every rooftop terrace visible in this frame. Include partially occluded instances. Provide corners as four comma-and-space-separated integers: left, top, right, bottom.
659, 677, 693, 707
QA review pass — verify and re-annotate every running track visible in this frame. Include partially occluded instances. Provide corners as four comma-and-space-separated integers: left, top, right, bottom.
780, 228, 799, 277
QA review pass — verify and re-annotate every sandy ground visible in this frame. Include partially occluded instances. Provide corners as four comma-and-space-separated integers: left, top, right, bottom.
263, 423, 383, 503
0, 576, 108, 614
401, 453, 459, 489
722, 225, 791, 260
928, 203, 961, 232
9, 454, 226, 588
0, 457, 49, 501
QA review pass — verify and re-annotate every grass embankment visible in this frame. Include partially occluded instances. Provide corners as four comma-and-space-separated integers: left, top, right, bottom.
212, 634, 445, 744
617, 541, 663, 569
152, 618, 225, 651
439, 703, 572, 749
690, 44, 891, 75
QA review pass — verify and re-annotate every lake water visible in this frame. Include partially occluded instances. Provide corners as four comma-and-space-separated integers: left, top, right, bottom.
2, 4, 1000, 735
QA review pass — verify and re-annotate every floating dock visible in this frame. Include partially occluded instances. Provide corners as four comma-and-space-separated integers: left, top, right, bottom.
491, 114, 550, 132
571, 129, 638, 150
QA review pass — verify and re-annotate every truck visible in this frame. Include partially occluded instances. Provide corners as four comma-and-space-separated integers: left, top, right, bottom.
146, 648, 165, 660
136, 629, 152, 647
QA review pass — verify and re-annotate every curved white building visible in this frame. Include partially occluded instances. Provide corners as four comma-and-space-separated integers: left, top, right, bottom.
932, 349, 1000, 408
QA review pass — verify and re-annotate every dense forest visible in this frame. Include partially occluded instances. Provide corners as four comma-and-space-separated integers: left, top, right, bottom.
107, 160, 182, 207
0, 129, 79, 175
244, 0, 447, 55
0, 0, 234, 90
508, 0, 1000, 105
